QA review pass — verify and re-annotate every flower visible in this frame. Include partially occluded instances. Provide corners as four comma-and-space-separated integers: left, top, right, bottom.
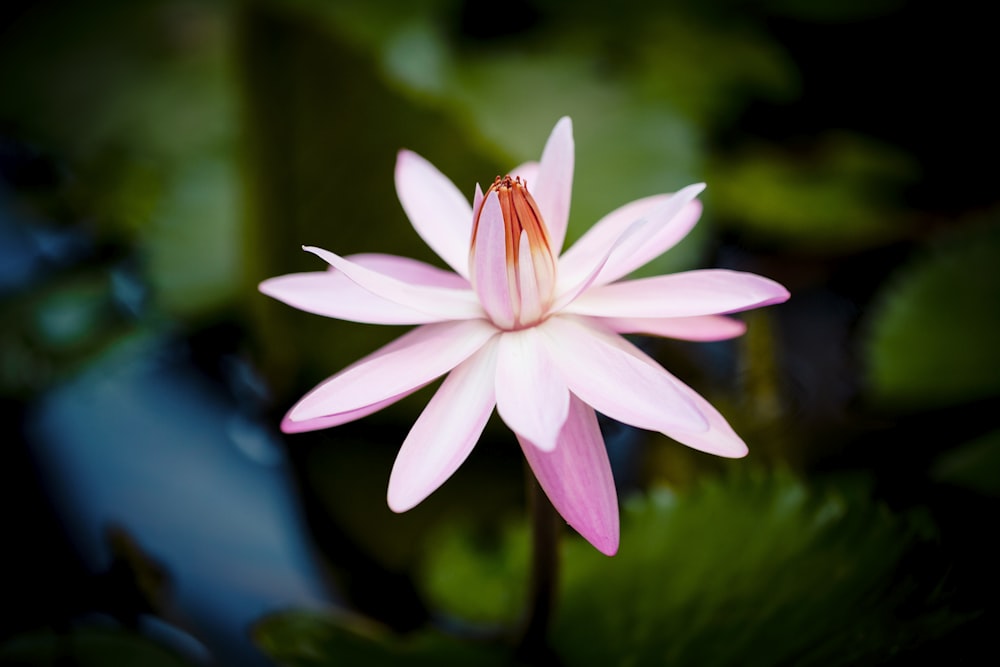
260, 118, 789, 555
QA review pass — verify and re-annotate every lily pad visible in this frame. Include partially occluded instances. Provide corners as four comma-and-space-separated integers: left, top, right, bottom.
865, 218, 1000, 408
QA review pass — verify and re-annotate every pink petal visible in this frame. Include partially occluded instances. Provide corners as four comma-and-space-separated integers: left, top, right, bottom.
281, 392, 420, 433
564, 270, 790, 318
599, 314, 748, 341
387, 339, 499, 512
260, 258, 463, 327
518, 394, 619, 556
395, 150, 474, 278
547, 208, 656, 313
303, 246, 484, 321
345, 253, 470, 288
557, 184, 705, 291
511, 161, 539, 185
661, 374, 748, 458
538, 317, 708, 435
286, 320, 497, 423
495, 328, 570, 452
620, 343, 749, 458
470, 191, 516, 329
532, 117, 574, 254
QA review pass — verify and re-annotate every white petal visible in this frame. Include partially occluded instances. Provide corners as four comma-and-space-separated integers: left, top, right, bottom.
563, 270, 791, 318
532, 117, 574, 254
599, 315, 748, 341
287, 320, 497, 422
538, 317, 708, 435
395, 150, 474, 277
557, 184, 705, 293
387, 340, 499, 511
618, 340, 749, 458
495, 328, 570, 452
303, 246, 484, 321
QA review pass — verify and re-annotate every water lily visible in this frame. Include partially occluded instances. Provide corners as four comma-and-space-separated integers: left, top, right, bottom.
260, 118, 789, 555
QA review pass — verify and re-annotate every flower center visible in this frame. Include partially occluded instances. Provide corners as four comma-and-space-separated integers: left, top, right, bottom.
470, 175, 558, 329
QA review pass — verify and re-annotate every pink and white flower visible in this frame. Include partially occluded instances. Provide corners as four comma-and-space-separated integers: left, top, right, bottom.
260, 118, 789, 555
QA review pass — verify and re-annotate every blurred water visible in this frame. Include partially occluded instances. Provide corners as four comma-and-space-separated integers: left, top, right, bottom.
25, 331, 334, 666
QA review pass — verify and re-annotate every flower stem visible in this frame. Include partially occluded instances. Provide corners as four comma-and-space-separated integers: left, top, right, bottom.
517, 466, 560, 663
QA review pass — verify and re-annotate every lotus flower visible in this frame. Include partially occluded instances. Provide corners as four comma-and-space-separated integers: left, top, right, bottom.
260, 118, 789, 555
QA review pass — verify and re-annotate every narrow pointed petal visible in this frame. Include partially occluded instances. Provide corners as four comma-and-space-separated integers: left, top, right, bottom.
304, 246, 483, 321
548, 207, 661, 313
346, 253, 470, 288
519, 395, 619, 556
495, 328, 570, 452
557, 184, 704, 292
564, 270, 790, 318
598, 314, 748, 341
395, 150, 474, 277
532, 117, 574, 253
620, 342, 749, 458
260, 254, 469, 325
282, 392, 420, 433
538, 317, 708, 434
661, 373, 748, 458
470, 191, 516, 329
387, 339, 499, 512
287, 320, 497, 423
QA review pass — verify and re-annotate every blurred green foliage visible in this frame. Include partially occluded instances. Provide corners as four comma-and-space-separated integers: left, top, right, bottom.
261, 470, 956, 666
0, 627, 195, 667
865, 217, 1000, 408
255, 610, 517, 667
1, 0, 995, 664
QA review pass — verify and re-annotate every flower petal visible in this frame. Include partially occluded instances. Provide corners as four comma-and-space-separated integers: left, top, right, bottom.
282, 392, 420, 434
532, 117, 574, 254
303, 246, 484, 321
598, 314, 748, 341
619, 342, 749, 458
495, 328, 570, 452
564, 270, 790, 318
345, 253, 470, 288
470, 191, 516, 329
660, 373, 748, 458
387, 339, 499, 512
286, 319, 497, 423
538, 317, 708, 434
260, 253, 469, 325
511, 161, 539, 185
518, 394, 619, 556
557, 184, 704, 291
395, 150, 474, 277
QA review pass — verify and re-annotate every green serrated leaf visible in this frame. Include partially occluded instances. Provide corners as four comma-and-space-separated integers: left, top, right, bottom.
552, 471, 952, 667
865, 217, 1000, 408
418, 469, 955, 667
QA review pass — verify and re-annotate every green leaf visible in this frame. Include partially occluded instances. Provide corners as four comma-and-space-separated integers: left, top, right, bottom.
933, 428, 1000, 496
708, 133, 916, 251
865, 218, 1000, 408
0, 627, 195, 667
254, 610, 516, 667
419, 469, 956, 667
418, 521, 530, 626
551, 471, 954, 667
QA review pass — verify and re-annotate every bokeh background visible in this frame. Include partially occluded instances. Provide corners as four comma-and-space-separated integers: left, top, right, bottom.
2, 0, 998, 665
